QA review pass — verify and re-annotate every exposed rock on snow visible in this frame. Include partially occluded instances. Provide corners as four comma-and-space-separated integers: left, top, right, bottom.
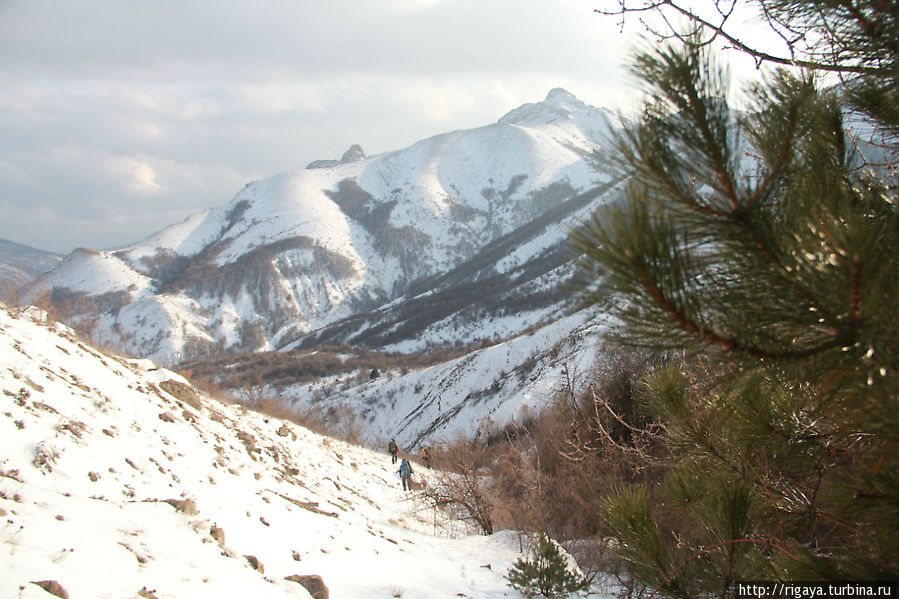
306, 144, 367, 169
286, 574, 329, 599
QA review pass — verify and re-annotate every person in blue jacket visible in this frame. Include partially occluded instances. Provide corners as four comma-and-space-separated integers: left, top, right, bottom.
398, 458, 414, 491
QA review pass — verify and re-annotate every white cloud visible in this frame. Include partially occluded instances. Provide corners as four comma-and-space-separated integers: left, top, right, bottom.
0, 0, 636, 253
105, 156, 161, 193
382, 0, 448, 12
388, 79, 479, 123
234, 83, 329, 115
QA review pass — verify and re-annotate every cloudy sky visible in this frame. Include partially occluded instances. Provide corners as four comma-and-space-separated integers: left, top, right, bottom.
0, 0, 645, 254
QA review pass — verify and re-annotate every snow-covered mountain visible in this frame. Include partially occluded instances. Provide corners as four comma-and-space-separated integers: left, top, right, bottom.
27, 89, 621, 365
0, 303, 609, 598
0, 239, 63, 300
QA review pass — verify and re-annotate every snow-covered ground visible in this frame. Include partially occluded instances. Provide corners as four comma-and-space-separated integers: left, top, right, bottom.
0, 304, 611, 599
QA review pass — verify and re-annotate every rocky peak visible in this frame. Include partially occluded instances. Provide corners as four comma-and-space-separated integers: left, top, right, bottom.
498, 88, 586, 127
340, 144, 366, 163
306, 144, 367, 169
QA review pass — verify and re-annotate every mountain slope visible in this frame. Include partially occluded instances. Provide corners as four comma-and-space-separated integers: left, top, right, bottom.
28, 89, 619, 364
288, 310, 610, 449
1, 304, 608, 598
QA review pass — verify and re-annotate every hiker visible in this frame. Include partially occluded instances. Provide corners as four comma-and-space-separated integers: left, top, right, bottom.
398, 458, 413, 491
420, 446, 431, 469
388, 438, 398, 464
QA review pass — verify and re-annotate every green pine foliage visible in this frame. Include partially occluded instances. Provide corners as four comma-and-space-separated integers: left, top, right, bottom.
506, 532, 591, 598
572, 9, 898, 595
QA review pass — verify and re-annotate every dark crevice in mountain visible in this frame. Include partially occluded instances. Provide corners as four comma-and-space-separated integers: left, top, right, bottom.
121, 202, 252, 283
481, 174, 529, 218
225, 199, 251, 230
153, 236, 355, 298
47, 287, 131, 325
407, 179, 618, 297
325, 178, 431, 289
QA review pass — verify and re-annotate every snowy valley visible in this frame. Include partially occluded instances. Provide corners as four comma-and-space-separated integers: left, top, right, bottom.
12, 88, 626, 454
0, 304, 610, 598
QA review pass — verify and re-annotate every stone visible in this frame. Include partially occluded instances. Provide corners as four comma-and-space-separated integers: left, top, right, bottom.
285, 574, 329, 599
164, 498, 198, 515
244, 554, 264, 573
210, 524, 225, 547
30, 580, 69, 598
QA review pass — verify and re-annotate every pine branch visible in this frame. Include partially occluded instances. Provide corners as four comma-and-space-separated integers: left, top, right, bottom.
595, 0, 886, 74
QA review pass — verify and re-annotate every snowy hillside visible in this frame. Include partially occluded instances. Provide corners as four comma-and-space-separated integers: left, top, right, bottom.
234, 310, 610, 450
27, 89, 620, 364
0, 304, 612, 598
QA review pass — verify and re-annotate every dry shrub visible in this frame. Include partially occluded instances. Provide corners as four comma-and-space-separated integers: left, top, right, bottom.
419, 437, 498, 536
424, 348, 669, 578
179, 344, 475, 390
252, 397, 364, 446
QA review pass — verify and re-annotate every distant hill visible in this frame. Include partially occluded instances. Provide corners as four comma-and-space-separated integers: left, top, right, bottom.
0, 238, 63, 300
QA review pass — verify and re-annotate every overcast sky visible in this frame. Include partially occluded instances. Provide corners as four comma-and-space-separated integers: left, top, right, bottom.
0, 0, 646, 254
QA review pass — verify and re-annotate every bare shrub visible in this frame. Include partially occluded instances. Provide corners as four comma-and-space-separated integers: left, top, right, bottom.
178, 344, 474, 390
462, 347, 669, 583
419, 437, 498, 535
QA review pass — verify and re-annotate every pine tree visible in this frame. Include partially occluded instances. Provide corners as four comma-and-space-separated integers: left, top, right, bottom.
506, 532, 591, 598
571, 6, 898, 595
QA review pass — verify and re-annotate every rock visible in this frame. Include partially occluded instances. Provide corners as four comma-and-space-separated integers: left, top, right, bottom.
285, 574, 329, 599
30, 580, 69, 598
277, 423, 291, 437
33, 441, 59, 472
244, 554, 264, 573
305, 158, 340, 169
158, 379, 202, 409
306, 144, 365, 169
158, 412, 176, 423
236, 430, 258, 453
340, 144, 365, 163
137, 587, 159, 599
88, 471, 99, 482
210, 524, 225, 547
164, 498, 198, 515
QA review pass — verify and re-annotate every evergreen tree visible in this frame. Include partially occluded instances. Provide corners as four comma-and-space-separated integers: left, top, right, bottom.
506, 532, 591, 598
572, 4, 898, 594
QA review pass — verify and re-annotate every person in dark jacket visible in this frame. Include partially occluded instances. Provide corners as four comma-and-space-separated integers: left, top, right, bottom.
398, 458, 413, 491
388, 439, 398, 464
